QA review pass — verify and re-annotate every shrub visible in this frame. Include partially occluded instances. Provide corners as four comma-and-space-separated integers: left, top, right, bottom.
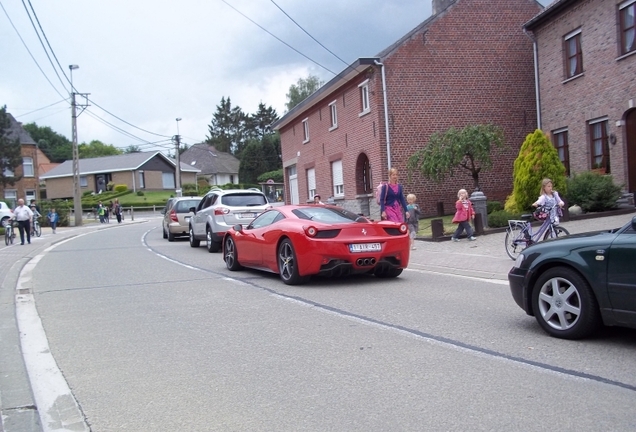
83, 190, 94, 197
488, 210, 523, 228
136, 191, 144, 196
114, 184, 128, 193
566, 171, 622, 212
487, 201, 502, 214
506, 129, 567, 213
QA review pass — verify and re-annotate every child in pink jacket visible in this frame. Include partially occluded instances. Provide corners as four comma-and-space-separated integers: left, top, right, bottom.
451, 189, 476, 242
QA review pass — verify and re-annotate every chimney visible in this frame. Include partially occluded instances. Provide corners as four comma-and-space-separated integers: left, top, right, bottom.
432, 0, 454, 15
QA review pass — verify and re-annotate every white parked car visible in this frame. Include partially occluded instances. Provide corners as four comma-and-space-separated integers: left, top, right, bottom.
0, 201, 14, 227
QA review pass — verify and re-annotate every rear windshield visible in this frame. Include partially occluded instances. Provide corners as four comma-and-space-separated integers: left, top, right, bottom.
175, 199, 201, 212
222, 193, 268, 207
292, 206, 366, 223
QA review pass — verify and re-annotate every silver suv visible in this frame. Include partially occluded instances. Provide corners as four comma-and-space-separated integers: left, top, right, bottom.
189, 188, 270, 252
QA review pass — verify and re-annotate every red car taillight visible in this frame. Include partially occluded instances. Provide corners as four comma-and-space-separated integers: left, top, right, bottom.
170, 209, 178, 222
399, 224, 408, 233
303, 226, 317, 237
214, 207, 230, 216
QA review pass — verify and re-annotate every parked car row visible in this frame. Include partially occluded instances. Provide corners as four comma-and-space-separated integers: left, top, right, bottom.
160, 187, 411, 286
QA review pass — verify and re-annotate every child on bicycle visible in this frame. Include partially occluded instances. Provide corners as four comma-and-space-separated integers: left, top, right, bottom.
532, 178, 565, 224
451, 189, 476, 242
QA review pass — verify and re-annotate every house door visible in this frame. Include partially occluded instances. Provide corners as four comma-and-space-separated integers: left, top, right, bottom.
288, 165, 299, 205
626, 109, 636, 193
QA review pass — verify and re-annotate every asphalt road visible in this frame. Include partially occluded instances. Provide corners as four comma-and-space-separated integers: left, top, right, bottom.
2, 215, 636, 431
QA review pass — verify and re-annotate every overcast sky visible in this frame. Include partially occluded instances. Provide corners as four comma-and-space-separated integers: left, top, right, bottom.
1, 0, 550, 155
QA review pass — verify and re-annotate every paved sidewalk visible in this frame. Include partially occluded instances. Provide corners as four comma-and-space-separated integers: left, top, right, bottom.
407, 211, 635, 281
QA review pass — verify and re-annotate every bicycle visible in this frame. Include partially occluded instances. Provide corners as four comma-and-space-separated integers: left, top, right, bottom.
4, 220, 16, 245
31, 216, 42, 237
504, 206, 570, 260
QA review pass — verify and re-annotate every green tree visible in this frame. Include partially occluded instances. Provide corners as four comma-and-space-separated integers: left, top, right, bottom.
22, 122, 72, 162
238, 139, 269, 184
407, 124, 504, 191
505, 129, 567, 213
124, 145, 142, 153
0, 106, 23, 188
78, 140, 122, 158
285, 75, 323, 111
260, 133, 281, 171
205, 97, 248, 157
250, 102, 279, 138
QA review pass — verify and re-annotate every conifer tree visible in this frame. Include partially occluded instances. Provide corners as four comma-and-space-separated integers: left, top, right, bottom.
505, 129, 567, 213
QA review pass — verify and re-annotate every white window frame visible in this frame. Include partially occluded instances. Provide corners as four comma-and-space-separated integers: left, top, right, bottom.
331, 160, 344, 197
329, 100, 338, 131
302, 118, 310, 143
138, 170, 145, 188
359, 79, 370, 116
80, 176, 88, 187
4, 189, 17, 207
307, 168, 316, 200
22, 157, 34, 177
619, 0, 636, 56
25, 189, 36, 202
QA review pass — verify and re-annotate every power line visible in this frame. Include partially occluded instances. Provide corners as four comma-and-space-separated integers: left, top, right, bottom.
0, 1, 67, 100
14, 98, 67, 118
20, 0, 68, 92
220, 0, 337, 76
87, 99, 174, 139
269, 0, 349, 66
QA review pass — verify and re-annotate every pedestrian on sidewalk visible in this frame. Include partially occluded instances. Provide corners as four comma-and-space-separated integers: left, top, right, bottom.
380, 167, 410, 223
13, 198, 33, 245
406, 193, 421, 250
113, 198, 123, 223
451, 189, 476, 242
97, 202, 105, 223
47, 208, 59, 233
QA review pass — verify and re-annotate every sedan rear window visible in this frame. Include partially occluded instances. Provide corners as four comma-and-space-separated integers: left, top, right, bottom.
222, 193, 268, 207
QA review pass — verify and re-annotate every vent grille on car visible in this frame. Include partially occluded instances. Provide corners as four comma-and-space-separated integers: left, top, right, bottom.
314, 229, 341, 239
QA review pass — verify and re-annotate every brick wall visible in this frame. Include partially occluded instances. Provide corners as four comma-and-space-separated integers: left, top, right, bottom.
530, 0, 636, 192
279, 0, 541, 217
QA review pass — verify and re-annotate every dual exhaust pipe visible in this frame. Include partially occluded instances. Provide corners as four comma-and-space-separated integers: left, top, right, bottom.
356, 258, 377, 267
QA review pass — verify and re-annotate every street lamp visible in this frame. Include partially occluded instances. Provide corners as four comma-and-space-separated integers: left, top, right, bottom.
175, 118, 182, 196
69, 64, 82, 226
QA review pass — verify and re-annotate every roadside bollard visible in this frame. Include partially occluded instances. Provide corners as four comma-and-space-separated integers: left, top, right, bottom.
474, 213, 484, 235
431, 218, 444, 241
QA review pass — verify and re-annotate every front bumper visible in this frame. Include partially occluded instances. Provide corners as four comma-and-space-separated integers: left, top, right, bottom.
508, 267, 532, 315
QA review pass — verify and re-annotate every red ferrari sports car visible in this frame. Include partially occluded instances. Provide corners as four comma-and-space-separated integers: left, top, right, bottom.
222, 204, 410, 285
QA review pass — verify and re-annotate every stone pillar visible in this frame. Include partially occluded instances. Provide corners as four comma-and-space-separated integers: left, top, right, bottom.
470, 190, 488, 229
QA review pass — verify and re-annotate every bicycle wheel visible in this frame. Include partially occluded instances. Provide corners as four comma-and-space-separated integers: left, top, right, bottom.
5, 230, 9, 246
543, 225, 570, 241
34, 223, 41, 237
505, 223, 528, 260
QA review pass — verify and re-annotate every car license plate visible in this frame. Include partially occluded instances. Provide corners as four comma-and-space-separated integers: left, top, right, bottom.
238, 212, 256, 219
349, 243, 381, 253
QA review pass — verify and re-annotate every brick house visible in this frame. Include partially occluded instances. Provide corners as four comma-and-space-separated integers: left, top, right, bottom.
40, 152, 199, 199
524, 0, 636, 195
272, 0, 543, 218
1, 112, 50, 207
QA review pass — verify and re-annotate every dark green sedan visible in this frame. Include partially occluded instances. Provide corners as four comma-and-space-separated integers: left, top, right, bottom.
508, 215, 636, 339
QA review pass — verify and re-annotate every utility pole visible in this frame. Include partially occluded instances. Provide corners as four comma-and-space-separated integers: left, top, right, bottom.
175, 118, 182, 197
70, 65, 82, 226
